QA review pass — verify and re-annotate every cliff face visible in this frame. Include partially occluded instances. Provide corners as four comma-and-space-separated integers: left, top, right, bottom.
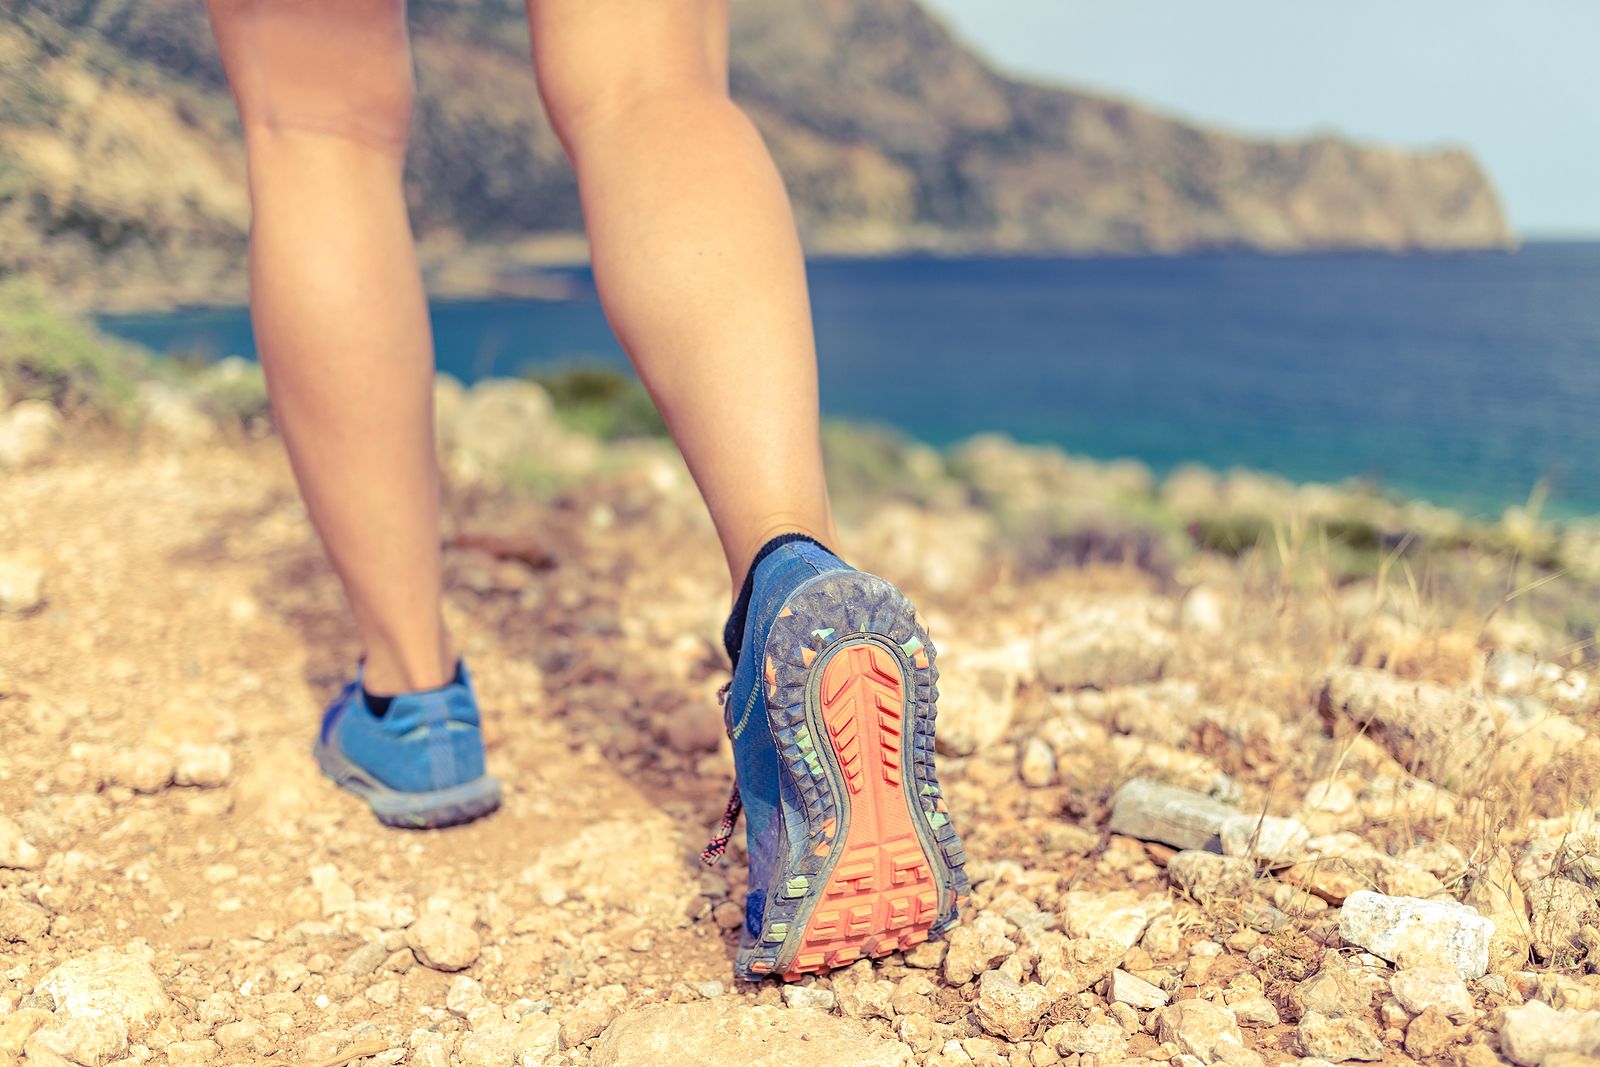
0, 0, 1515, 307
729, 0, 1512, 255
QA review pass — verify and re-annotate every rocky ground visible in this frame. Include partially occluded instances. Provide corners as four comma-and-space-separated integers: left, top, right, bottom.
3, 361, 1600, 1067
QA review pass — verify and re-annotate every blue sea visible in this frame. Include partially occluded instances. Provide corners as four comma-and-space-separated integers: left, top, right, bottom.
100, 242, 1600, 519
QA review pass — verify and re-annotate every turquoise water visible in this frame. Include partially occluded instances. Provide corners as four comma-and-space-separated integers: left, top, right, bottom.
100, 242, 1600, 519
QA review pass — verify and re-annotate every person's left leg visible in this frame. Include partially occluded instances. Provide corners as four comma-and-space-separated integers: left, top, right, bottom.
204, 0, 499, 829
526, 0, 837, 598
204, 0, 453, 698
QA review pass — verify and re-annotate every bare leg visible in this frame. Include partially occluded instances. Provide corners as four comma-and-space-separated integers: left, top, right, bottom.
205, 0, 452, 693
528, 0, 839, 593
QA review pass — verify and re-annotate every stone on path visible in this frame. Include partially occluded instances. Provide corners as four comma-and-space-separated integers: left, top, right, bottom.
1228, 994, 1280, 1028
1219, 812, 1310, 864
0, 556, 45, 616
661, 702, 722, 754
935, 641, 1028, 756
1297, 1012, 1383, 1062
105, 748, 175, 794
1527, 877, 1593, 961
1034, 935, 1123, 998
459, 1017, 560, 1067
407, 912, 481, 972
1464, 851, 1535, 972
0, 897, 51, 943
942, 917, 1018, 986
1389, 966, 1473, 1021
1178, 585, 1226, 633
1318, 666, 1502, 789
460, 1017, 560, 1067
589, 1002, 913, 1067
516, 1018, 560, 1065
781, 985, 836, 1011
1404, 1007, 1460, 1058
1338, 890, 1494, 979
1290, 967, 1373, 1020
1061, 889, 1171, 948
1110, 968, 1169, 1009
831, 963, 894, 1021
0, 1009, 52, 1055
1108, 778, 1235, 851
173, 743, 234, 788
561, 986, 627, 1046
35, 947, 169, 1030
1035, 598, 1174, 690
1497, 1002, 1600, 1066
23, 1017, 128, 1067
0, 399, 63, 470
521, 818, 694, 925
1168, 850, 1256, 905
0, 815, 42, 871
972, 971, 1049, 1041
165, 1038, 221, 1066
446, 975, 489, 1019
1046, 1016, 1128, 1057
1156, 999, 1248, 1064
1018, 737, 1056, 787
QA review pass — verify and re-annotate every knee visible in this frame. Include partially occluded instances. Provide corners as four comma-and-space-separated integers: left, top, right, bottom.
213, 0, 415, 153
239, 66, 415, 154
255, 85, 414, 153
536, 59, 724, 150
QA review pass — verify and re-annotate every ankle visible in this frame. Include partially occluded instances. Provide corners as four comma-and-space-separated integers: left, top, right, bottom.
361, 635, 456, 696
729, 518, 839, 594
722, 531, 840, 669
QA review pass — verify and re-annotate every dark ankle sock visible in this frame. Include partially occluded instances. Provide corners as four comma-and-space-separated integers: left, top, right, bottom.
723, 533, 835, 670
363, 661, 464, 718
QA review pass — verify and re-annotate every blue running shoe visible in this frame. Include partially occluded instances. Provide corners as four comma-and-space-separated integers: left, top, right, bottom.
313, 662, 502, 829
703, 540, 969, 980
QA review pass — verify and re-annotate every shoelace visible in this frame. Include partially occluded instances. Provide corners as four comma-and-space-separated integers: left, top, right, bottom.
700, 681, 740, 866
700, 782, 742, 866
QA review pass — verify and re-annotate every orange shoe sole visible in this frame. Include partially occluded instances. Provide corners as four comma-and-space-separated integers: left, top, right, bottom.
735, 570, 968, 982
781, 640, 942, 976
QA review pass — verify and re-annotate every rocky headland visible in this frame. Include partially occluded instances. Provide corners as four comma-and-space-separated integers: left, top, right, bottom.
1, 0, 1515, 311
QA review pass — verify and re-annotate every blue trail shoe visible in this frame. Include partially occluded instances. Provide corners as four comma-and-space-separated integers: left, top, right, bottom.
313, 662, 502, 829
703, 540, 969, 980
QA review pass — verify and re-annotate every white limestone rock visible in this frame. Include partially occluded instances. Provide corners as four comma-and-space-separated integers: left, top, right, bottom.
1338, 891, 1493, 979
1219, 813, 1310, 864
35, 947, 169, 1030
1389, 967, 1474, 1021
1497, 1001, 1600, 1066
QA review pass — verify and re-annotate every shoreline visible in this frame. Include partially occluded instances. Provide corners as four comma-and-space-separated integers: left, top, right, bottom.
52, 234, 1559, 317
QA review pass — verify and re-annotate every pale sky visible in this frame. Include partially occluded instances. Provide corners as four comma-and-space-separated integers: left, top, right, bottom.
920, 0, 1600, 236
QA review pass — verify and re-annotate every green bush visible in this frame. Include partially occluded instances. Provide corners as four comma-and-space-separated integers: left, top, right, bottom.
190, 356, 274, 434
1186, 513, 1272, 557
0, 280, 147, 420
524, 361, 666, 441
821, 420, 952, 507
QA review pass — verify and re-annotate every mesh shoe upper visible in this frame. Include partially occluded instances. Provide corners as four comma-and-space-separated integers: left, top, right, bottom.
321, 663, 488, 794
724, 541, 852, 947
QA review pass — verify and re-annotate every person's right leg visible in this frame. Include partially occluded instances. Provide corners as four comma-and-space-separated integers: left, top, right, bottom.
527, 0, 838, 598
525, 0, 968, 977
205, 0, 452, 696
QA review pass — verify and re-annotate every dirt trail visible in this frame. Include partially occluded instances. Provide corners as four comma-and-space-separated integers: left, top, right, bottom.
3, 427, 1598, 1067
2, 440, 760, 1055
